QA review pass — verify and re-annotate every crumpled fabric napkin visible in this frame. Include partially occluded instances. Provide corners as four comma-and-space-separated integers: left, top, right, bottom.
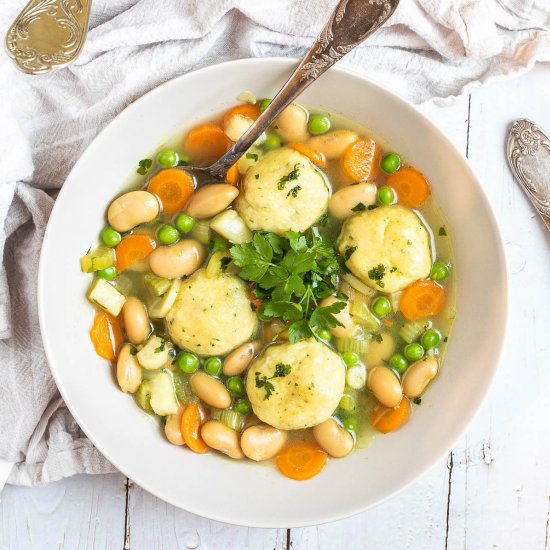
0, 0, 549, 487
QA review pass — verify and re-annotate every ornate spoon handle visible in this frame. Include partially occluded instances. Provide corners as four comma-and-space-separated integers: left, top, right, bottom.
207, 0, 400, 179
507, 119, 550, 231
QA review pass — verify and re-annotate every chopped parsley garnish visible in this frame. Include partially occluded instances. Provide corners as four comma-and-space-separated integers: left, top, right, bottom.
287, 185, 301, 198
129, 345, 138, 356
277, 163, 300, 190
439, 226, 447, 236
254, 173, 259, 179
154, 337, 166, 353
137, 158, 152, 175
407, 240, 412, 245
443, 336, 448, 342
390, 266, 397, 273
177, 159, 189, 167
372, 332, 383, 343
368, 264, 386, 288
246, 152, 259, 162
317, 212, 329, 227
351, 202, 366, 212
413, 397, 422, 405
367, 205, 379, 210
344, 246, 357, 260
255, 363, 292, 400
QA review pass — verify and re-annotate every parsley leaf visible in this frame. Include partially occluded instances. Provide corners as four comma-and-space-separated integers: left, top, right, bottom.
246, 152, 259, 162
287, 185, 301, 198
277, 163, 300, 190
137, 158, 152, 175
351, 202, 366, 212
368, 264, 386, 288
344, 246, 357, 260
439, 226, 447, 236
177, 159, 190, 167
255, 363, 292, 399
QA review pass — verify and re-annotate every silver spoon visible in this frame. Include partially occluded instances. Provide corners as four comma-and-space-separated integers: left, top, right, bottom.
182, 0, 400, 183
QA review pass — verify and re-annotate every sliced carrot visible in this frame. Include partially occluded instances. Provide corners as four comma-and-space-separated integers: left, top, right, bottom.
115, 234, 156, 272
387, 166, 430, 208
184, 123, 229, 166
181, 404, 209, 453
276, 441, 327, 481
223, 103, 260, 129
399, 280, 445, 321
342, 138, 380, 181
225, 163, 240, 186
90, 310, 123, 361
372, 397, 412, 433
147, 168, 194, 214
287, 142, 327, 169
382, 317, 394, 328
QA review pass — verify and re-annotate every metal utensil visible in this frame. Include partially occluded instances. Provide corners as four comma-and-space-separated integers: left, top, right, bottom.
507, 119, 550, 230
6, 0, 92, 75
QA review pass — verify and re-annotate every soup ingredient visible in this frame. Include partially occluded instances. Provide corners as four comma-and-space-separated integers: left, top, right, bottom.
328, 183, 377, 219
308, 130, 358, 160
115, 234, 157, 273
121, 296, 151, 345
388, 353, 409, 374
148, 239, 207, 279
88, 278, 126, 317
387, 166, 430, 208
319, 296, 358, 338
403, 342, 425, 362
380, 152, 401, 174
308, 113, 331, 135
223, 341, 260, 376
223, 103, 260, 129
337, 205, 432, 293
214, 408, 246, 431
157, 224, 180, 245
184, 123, 229, 166
420, 328, 441, 350
100, 226, 122, 248
234, 398, 252, 415
107, 191, 160, 232
364, 332, 395, 366
259, 98, 272, 112
181, 403, 209, 453
174, 213, 195, 234
97, 266, 117, 281
80, 245, 114, 273
189, 219, 211, 245
345, 362, 367, 389
164, 407, 185, 445
430, 261, 450, 282
341, 351, 359, 367
226, 376, 245, 397
371, 296, 392, 318
225, 163, 240, 186
241, 425, 287, 461
342, 138, 380, 181
90, 310, 122, 361
237, 145, 264, 175
377, 186, 395, 205
276, 441, 327, 481
166, 270, 257, 355
201, 421, 244, 459
313, 418, 354, 458
116, 344, 142, 393
246, 339, 346, 430
274, 104, 309, 142
144, 274, 171, 297
209, 209, 252, 244
185, 184, 239, 219
367, 366, 403, 407
190, 372, 232, 409
372, 396, 411, 433
177, 351, 200, 374
402, 356, 439, 398
135, 380, 153, 412
204, 357, 223, 376
157, 149, 179, 168
399, 319, 430, 344
399, 280, 445, 320
224, 114, 259, 143
236, 148, 329, 234
148, 279, 182, 319
136, 334, 170, 370
149, 371, 179, 416
287, 142, 327, 169
264, 132, 281, 150
343, 416, 358, 434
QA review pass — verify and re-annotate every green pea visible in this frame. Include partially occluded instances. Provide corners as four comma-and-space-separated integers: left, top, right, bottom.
308, 114, 331, 135
157, 149, 179, 168
341, 351, 359, 367
377, 186, 395, 205
343, 416, 359, 434
174, 213, 195, 234
371, 296, 391, 318
204, 357, 222, 376
263, 131, 281, 150
259, 98, 272, 113
234, 398, 252, 415
404, 342, 425, 362
421, 329, 441, 350
209, 236, 227, 253
100, 226, 121, 247
226, 376, 245, 397
157, 224, 180, 245
430, 261, 449, 282
318, 328, 332, 341
97, 266, 117, 281
177, 352, 199, 374
380, 152, 401, 174
389, 353, 408, 374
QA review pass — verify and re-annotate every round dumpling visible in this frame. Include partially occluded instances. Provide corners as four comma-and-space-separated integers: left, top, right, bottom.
337, 205, 432, 293
246, 339, 346, 430
236, 148, 329, 234
165, 270, 257, 356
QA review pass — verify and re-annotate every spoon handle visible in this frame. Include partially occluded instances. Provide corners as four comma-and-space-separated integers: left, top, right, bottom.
208, 0, 400, 179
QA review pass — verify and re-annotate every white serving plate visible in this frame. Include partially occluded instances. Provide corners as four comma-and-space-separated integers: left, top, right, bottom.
38, 57, 509, 527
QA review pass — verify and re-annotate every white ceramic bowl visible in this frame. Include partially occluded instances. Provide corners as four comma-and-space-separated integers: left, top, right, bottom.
38, 58, 508, 527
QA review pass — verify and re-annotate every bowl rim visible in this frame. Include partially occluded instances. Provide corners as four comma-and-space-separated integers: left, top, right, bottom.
37, 56, 510, 528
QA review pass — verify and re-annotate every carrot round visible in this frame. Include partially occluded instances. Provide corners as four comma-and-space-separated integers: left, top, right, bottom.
372, 397, 411, 433
147, 168, 194, 214
184, 123, 229, 166
342, 138, 380, 181
387, 166, 430, 208
115, 234, 156, 272
287, 142, 327, 169
223, 103, 260, 129
399, 280, 445, 321
225, 163, 240, 186
276, 441, 327, 481
90, 311, 123, 361
181, 404, 209, 453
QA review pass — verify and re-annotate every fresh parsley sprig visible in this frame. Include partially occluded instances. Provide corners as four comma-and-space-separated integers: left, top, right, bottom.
255, 363, 292, 400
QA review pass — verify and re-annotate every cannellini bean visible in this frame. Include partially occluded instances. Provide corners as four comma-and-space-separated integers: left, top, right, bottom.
262, 319, 289, 341
274, 104, 309, 142
308, 130, 359, 160
165, 407, 185, 446
190, 372, 231, 409
364, 332, 396, 367
201, 420, 244, 459
367, 366, 403, 408
328, 183, 377, 219
240, 424, 288, 461
116, 344, 142, 394
313, 418, 354, 458
107, 191, 159, 232
223, 341, 261, 376
185, 184, 239, 219
402, 356, 439, 398
148, 239, 206, 279
319, 296, 359, 338
122, 297, 151, 345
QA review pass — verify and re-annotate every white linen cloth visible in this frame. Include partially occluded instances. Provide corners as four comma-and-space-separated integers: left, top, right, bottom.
0, 0, 549, 488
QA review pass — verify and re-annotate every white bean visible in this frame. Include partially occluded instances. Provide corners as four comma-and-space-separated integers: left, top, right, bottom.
367, 366, 403, 407
116, 344, 142, 394
313, 418, 354, 458
148, 239, 207, 279
328, 183, 377, 219
107, 191, 159, 232
223, 341, 261, 376
319, 296, 359, 338
275, 104, 309, 142
190, 372, 231, 409
201, 420, 243, 459
185, 184, 239, 219
402, 356, 439, 398
122, 297, 151, 345
240, 424, 287, 461
308, 130, 359, 160
165, 407, 185, 446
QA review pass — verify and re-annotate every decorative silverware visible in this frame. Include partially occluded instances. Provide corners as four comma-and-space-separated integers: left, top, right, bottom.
6, 0, 92, 75
507, 119, 550, 231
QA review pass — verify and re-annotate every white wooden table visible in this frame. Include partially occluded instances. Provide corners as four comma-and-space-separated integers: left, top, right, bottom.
2, 63, 550, 550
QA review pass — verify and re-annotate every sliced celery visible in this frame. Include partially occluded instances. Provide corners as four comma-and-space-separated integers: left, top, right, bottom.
144, 273, 171, 297
218, 409, 245, 431
190, 219, 211, 245
341, 273, 377, 298
399, 319, 431, 344
336, 337, 370, 355
349, 301, 380, 332
80, 245, 114, 273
